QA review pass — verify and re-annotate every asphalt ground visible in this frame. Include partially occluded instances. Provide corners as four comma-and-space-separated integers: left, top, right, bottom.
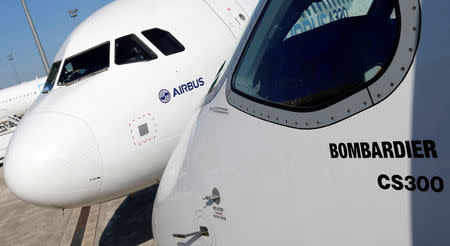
0, 166, 158, 246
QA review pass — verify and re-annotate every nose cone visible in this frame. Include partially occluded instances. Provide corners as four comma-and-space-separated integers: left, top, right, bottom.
4, 111, 103, 208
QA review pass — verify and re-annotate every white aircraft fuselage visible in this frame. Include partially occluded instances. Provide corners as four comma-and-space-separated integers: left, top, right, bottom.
0, 77, 45, 162
4, 0, 258, 208
0, 77, 45, 117
153, 0, 450, 245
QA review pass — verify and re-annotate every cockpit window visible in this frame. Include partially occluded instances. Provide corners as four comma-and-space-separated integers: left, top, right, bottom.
115, 34, 157, 65
142, 28, 185, 56
58, 42, 110, 85
42, 61, 61, 93
232, 0, 399, 110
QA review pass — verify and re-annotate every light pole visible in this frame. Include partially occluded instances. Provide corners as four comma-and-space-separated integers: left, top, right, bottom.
8, 54, 21, 83
20, 0, 50, 75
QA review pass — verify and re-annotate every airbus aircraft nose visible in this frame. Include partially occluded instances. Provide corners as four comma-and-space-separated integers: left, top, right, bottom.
4, 112, 103, 208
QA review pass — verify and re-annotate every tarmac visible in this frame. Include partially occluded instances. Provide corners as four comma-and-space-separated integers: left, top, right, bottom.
0, 166, 157, 246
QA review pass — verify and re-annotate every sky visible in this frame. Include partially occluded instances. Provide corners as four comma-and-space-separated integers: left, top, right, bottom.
0, 0, 113, 89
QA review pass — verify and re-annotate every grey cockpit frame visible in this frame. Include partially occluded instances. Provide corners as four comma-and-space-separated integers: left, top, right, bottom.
222, 0, 421, 129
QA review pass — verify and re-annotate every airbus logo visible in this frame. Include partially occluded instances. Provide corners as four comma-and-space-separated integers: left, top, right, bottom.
159, 77, 205, 104
159, 89, 171, 103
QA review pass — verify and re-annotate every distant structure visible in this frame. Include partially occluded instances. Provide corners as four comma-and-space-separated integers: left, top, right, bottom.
7, 54, 21, 83
68, 9, 79, 18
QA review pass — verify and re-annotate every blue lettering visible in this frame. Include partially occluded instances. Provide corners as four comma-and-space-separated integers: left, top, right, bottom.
302, 19, 313, 32
320, 13, 328, 25
343, 7, 348, 17
187, 82, 194, 91
329, 11, 334, 22
181, 84, 188, 93
339, 8, 344, 19
310, 17, 316, 29
173, 88, 181, 97
171, 77, 205, 100
293, 23, 304, 35
317, 2, 323, 11
193, 80, 200, 88
311, 4, 317, 14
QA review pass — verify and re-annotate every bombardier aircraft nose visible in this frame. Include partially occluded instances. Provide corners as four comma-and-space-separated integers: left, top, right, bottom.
4, 112, 103, 208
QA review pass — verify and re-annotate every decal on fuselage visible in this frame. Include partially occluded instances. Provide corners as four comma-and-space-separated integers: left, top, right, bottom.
378, 174, 444, 193
129, 113, 158, 146
329, 140, 438, 159
158, 89, 171, 103
159, 77, 205, 104
212, 206, 227, 221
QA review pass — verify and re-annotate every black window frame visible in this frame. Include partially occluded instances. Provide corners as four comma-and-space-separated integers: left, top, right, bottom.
142, 28, 185, 56
58, 42, 110, 86
114, 34, 158, 65
42, 61, 62, 93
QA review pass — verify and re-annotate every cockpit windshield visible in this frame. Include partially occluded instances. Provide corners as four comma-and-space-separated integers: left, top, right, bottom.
42, 61, 61, 93
233, 0, 398, 109
58, 42, 110, 85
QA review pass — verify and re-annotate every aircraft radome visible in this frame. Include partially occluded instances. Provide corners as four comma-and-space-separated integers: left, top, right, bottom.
4, 0, 259, 209
153, 0, 450, 245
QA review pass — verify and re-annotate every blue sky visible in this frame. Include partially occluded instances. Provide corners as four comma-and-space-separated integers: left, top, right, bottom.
0, 0, 113, 89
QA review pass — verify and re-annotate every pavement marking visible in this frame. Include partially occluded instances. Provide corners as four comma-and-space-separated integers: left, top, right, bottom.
70, 206, 91, 246
57, 209, 74, 246
60, 207, 81, 246
81, 204, 100, 246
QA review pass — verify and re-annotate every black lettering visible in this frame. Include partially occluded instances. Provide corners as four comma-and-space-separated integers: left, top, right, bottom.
391, 175, 403, 190
431, 176, 444, 192
405, 141, 413, 158
347, 143, 361, 158
393, 141, 406, 158
330, 140, 438, 159
412, 140, 424, 158
329, 143, 338, 158
417, 176, 429, 191
404, 176, 416, 191
361, 142, 371, 158
338, 143, 348, 158
423, 140, 438, 158
381, 142, 394, 158
372, 142, 383, 158
378, 174, 390, 190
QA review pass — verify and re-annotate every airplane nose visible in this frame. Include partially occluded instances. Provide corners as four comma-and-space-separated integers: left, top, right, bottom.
4, 111, 103, 208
